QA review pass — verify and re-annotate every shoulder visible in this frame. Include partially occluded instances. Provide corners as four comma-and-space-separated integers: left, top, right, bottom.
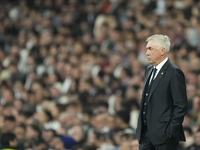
168, 61, 184, 74
168, 61, 185, 80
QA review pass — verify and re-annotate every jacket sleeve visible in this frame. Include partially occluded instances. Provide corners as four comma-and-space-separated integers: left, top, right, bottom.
169, 68, 187, 137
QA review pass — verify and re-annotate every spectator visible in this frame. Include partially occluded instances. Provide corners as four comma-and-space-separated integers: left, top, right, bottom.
41, 129, 56, 144
0, 132, 17, 150
89, 131, 115, 150
14, 124, 26, 150
70, 125, 86, 149
180, 127, 195, 149
3, 115, 16, 133
187, 128, 200, 150
49, 136, 66, 150
117, 128, 136, 150
24, 124, 41, 149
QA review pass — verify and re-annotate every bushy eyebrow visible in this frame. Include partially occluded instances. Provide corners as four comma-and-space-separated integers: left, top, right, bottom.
146, 46, 152, 50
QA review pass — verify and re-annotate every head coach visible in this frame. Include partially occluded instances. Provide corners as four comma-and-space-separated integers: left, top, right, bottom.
136, 34, 187, 150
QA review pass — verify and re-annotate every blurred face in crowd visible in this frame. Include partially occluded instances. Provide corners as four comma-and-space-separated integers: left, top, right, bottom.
146, 40, 166, 66
0, 115, 4, 129
192, 96, 200, 112
2, 89, 14, 104
48, 72, 59, 85
13, 100, 24, 112
4, 120, 16, 132
49, 137, 64, 150
15, 126, 25, 141
17, 114, 27, 125
107, 115, 116, 130
116, 116, 123, 127
125, 87, 136, 99
13, 80, 24, 93
73, 42, 84, 56
49, 104, 60, 119
34, 110, 49, 125
59, 112, 79, 128
82, 112, 90, 124
50, 86, 61, 99
94, 114, 106, 131
42, 130, 55, 143
187, 84, 196, 100
120, 134, 137, 150
26, 125, 39, 139
71, 125, 84, 142
113, 131, 121, 146
71, 67, 80, 80
195, 131, 200, 146
130, 139, 139, 150
87, 132, 95, 145
56, 127, 66, 136
2, 106, 13, 116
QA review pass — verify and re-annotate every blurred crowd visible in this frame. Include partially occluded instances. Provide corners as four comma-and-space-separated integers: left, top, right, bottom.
0, 0, 200, 150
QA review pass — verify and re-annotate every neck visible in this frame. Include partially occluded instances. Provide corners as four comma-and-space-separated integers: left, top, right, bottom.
154, 56, 167, 67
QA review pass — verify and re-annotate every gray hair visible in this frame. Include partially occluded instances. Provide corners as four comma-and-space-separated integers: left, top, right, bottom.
146, 34, 171, 55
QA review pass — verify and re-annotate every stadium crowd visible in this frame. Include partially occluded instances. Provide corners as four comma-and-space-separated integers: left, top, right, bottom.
0, 0, 200, 150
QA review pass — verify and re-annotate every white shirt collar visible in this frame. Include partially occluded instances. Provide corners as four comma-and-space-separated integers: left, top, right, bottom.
155, 57, 168, 71
151, 57, 168, 80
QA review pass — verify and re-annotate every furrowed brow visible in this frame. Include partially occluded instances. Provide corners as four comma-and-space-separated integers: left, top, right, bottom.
146, 46, 151, 49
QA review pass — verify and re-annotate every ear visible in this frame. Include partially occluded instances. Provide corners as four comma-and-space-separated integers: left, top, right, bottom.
160, 47, 166, 56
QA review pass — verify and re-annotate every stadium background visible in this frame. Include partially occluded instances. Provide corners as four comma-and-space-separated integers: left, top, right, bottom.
0, 0, 200, 150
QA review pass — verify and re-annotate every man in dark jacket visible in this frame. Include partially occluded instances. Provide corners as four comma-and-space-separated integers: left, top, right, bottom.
0, 132, 18, 150
136, 34, 187, 150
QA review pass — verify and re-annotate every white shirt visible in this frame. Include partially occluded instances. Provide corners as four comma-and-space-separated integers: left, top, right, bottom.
149, 57, 168, 84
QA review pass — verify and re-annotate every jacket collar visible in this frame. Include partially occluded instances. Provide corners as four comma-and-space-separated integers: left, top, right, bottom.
146, 59, 170, 103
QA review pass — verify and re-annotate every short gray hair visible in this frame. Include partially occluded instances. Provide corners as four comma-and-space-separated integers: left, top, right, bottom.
146, 34, 171, 55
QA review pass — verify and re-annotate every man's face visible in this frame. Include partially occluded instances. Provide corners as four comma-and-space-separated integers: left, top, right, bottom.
15, 127, 25, 140
4, 120, 16, 132
146, 40, 163, 66
94, 114, 105, 131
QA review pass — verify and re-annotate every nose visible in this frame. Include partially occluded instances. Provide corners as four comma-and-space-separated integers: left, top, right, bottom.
146, 50, 149, 56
